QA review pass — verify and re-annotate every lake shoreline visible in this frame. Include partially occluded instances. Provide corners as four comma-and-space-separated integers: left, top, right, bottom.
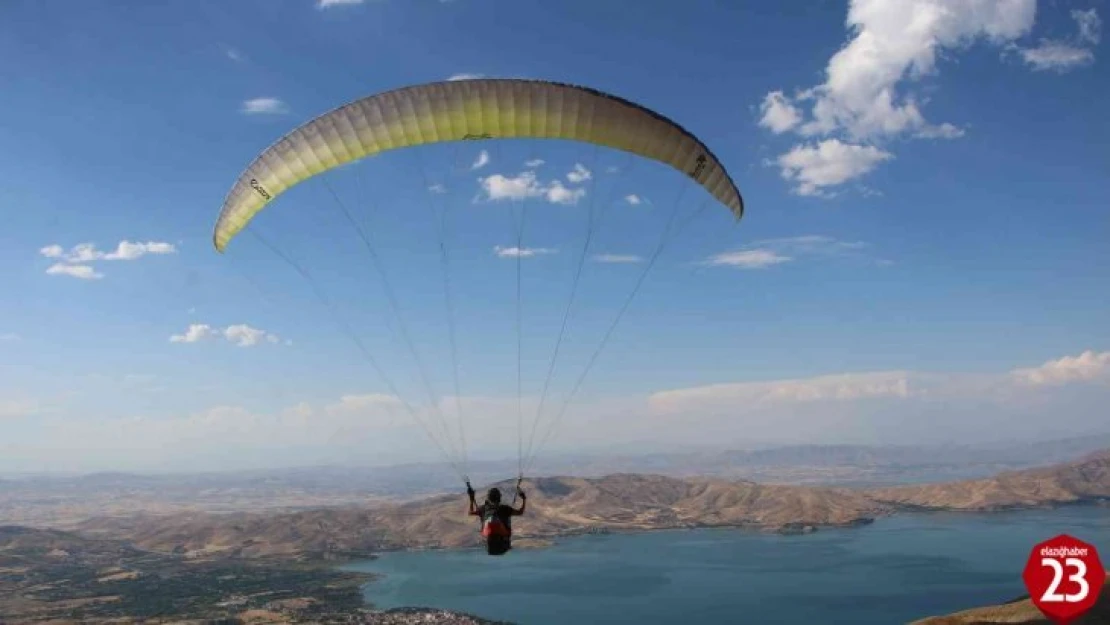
345, 506, 1110, 625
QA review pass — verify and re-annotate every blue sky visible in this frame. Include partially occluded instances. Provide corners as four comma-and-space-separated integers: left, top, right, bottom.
1, 0, 1107, 474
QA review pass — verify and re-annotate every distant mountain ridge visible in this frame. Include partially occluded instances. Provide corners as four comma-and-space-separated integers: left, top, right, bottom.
6, 436, 1110, 530
72, 450, 1110, 561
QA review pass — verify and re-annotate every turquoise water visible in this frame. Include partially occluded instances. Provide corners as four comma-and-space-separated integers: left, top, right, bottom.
345, 507, 1109, 624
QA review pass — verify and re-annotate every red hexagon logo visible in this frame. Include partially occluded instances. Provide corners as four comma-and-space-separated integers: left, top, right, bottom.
1023, 534, 1105, 624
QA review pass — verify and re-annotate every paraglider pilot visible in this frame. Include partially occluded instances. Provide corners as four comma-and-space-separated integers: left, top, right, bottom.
467, 480, 526, 556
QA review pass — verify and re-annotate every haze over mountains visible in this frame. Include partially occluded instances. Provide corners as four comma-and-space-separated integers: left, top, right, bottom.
67, 449, 1110, 559
4, 436, 1108, 528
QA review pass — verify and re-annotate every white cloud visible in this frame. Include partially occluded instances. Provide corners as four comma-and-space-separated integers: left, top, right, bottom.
104, 241, 176, 261
471, 150, 490, 170
226, 47, 245, 63
544, 180, 587, 205
524, 159, 546, 168
241, 97, 288, 115
1011, 350, 1110, 387
776, 139, 893, 196
5, 348, 1110, 472
592, 254, 644, 264
224, 324, 280, 347
480, 171, 542, 201
493, 245, 557, 259
40, 241, 176, 263
704, 235, 877, 269
803, 0, 1034, 139
170, 323, 282, 347
1074, 8, 1102, 45
428, 183, 447, 194
39, 244, 64, 259
756, 0, 1041, 192
447, 73, 485, 81
39, 241, 176, 280
325, 393, 404, 418
317, 0, 365, 8
477, 171, 588, 205
566, 163, 592, 184
914, 122, 966, 140
45, 263, 103, 280
1019, 42, 1095, 71
169, 324, 216, 344
758, 91, 802, 134
704, 249, 792, 269
624, 194, 643, 206
651, 371, 915, 414
1016, 8, 1101, 72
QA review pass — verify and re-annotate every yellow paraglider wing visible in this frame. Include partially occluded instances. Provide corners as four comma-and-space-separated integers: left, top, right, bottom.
213, 78, 744, 252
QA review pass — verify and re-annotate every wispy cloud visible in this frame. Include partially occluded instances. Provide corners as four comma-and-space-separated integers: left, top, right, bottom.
1075, 8, 1102, 44
756, 0, 1040, 194
428, 183, 447, 194
41, 241, 176, 263
317, 0, 365, 8
592, 254, 644, 264
241, 97, 288, 115
651, 371, 915, 413
652, 349, 1110, 418
45, 264, 104, 280
1015, 9, 1101, 72
448, 73, 485, 81
624, 194, 643, 206
1019, 42, 1095, 71
8, 348, 1110, 471
170, 323, 282, 347
493, 245, 557, 259
524, 159, 545, 168
1011, 350, 1110, 387
704, 235, 876, 269
477, 171, 588, 205
471, 150, 490, 170
704, 249, 792, 269
0, 333, 20, 342
225, 46, 245, 63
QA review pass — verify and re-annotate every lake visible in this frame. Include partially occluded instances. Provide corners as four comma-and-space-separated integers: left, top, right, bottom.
345, 507, 1109, 624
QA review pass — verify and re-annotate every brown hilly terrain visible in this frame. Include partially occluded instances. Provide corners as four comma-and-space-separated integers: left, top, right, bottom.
3, 451, 1108, 623
870, 450, 1110, 511
74, 474, 891, 558
71, 453, 1110, 561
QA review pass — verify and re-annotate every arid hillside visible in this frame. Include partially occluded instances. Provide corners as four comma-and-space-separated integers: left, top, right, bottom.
77, 474, 889, 558
869, 450, 1110, 510
72, 452, 1110, 561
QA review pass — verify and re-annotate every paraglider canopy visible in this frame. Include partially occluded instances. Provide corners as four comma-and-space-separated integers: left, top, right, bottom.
211, 77, 747, 486
213, 79, 744, 253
